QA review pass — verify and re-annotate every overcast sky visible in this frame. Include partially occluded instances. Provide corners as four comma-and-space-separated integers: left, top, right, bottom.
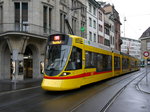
96, 0, 150, 40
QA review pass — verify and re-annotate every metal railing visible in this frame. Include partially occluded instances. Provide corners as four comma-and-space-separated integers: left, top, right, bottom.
0, 23, 60, 37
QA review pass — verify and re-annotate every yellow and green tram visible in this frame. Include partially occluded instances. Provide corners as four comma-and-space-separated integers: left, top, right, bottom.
41, 34, 140, 91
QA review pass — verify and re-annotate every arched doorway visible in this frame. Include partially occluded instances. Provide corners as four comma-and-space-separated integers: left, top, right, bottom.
24, 46, 33, 79
24, 44, 39, 79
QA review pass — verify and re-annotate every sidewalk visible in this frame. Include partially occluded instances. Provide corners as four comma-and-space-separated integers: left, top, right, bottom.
138, 69, 150, 94
0, 78, 42, 93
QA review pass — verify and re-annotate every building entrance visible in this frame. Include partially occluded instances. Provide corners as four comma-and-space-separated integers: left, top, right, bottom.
24, 46, 33, 79
24, 59, 33, 78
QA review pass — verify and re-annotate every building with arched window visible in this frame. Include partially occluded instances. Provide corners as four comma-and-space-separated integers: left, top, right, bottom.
0, 0, 86, 80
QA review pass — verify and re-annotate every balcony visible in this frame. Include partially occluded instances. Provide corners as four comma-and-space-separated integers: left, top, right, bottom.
0, 23, 59, 38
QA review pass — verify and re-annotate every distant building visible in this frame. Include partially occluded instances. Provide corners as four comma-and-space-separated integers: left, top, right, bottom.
140, 27, 150, 64
121, 37, 141, 59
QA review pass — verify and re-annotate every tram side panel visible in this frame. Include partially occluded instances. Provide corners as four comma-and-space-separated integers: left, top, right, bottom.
82, 45, 113, 86
121, 55, 130, 74
113, 53, 121, 76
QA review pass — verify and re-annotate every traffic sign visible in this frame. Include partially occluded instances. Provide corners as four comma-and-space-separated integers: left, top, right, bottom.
143, 51, 149, 57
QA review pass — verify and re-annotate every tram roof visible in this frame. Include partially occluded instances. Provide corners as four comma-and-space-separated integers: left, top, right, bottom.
69, 34, 121, 54
84, 39, 112, 52
55, 34, 137, 59
120, 52, 135, 58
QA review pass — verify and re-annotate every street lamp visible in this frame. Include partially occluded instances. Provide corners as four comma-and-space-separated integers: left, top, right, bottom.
124, 17, 127, 37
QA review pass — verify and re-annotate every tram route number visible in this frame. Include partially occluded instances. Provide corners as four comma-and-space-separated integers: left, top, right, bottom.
75, 38, 83, 44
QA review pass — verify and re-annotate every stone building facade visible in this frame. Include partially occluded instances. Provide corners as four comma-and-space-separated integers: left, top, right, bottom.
0, 0, 86, 80
97, 7, 105, 44
86, 0, 100, 42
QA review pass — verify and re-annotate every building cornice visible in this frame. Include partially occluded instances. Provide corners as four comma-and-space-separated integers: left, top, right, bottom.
89, 0, 100, 8
12, 0, 31, 2
0, 31, 47, 40
140, 36, 150, 40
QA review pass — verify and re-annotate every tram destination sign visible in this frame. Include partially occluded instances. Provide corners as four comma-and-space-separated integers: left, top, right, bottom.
49, 34, 68, 45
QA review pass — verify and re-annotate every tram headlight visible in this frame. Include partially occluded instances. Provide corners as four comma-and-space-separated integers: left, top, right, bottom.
60, 72, 70, 76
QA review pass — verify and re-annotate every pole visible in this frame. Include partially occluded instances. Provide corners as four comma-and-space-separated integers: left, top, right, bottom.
12, 49, 19, 89
124, 17, 127, 37
14, 60, 17, 89
146, 59, 148, 86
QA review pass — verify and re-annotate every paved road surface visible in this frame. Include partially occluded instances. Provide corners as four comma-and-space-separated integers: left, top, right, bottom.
0, 68, 150, 112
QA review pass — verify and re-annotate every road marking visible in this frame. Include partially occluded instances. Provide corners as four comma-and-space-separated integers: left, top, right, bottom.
0, 86, 40, 96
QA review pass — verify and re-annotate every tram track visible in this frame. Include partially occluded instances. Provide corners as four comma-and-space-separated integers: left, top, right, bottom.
70, 70, 145, 112
99, 71, 146, 112
0, 70, 145, 112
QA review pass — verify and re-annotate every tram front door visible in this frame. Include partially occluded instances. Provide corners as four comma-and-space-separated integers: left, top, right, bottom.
24, 59, 33, 79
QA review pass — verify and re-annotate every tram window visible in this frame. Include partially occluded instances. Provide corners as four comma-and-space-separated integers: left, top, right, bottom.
85, 52, 112, 71
108, 55, 112, 70
85, 51, 90, 68
96, 54, 103, 72
102, 54, 112, 71
114, 56, 120, 70
127, 59, 129, 68
92, 53, 97, 67
130, 60, 134, 68
135, 61, 137, 67
48, 45, 61, 61
122, 58, 129, 69
122, 58, 126, 69
85, 51, 96, 68
66, 47, 82, 70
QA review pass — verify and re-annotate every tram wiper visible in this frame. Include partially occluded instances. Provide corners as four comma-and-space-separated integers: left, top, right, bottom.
45, 68, 56, 71
48, 67, 55, 70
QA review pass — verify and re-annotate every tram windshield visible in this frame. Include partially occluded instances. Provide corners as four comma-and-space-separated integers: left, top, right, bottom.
45, 45, 71, 76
